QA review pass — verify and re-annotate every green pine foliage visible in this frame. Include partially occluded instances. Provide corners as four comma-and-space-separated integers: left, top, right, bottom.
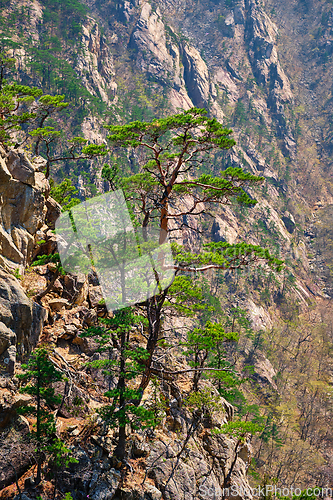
39, 0, 87, 43
16, 348, 64, 484
182, 321, 238, 391
32, 252, 64, 274
0, 47, 108, 180
80, 308, 157, 459
0, 83, 43, 146
215, 420, 264, 441
50, 178, 81, 211
47, 439, 78, 497
171, 241, 283, 273
184, 387, 226, 417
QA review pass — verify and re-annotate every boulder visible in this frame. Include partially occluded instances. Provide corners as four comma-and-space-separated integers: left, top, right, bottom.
7, 150, 35, 186
91, 434, 114, 454
48, 298, 70, 311
88, 468, 121, 500
0, 322, 16, 356
89, 285, 105, 308
144, 485, 163, 500
131, 434, 150, 458
62, 273, 89, 305
15, 415, 30, 434
0, 391, 32, 428
45, 196, 62, 229
4, 345, 16, 375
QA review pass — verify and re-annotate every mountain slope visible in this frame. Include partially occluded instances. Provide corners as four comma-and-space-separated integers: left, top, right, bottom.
1, 0, 333, 495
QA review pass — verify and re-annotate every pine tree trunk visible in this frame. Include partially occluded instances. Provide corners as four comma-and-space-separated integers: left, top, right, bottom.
36, 375, 42, 485
114, 328, 126, 461
114, 424, 126, 461
139, 297, 163, 392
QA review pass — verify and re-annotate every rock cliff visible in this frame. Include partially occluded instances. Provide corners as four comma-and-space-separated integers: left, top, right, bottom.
0, 148, 48, 374
0, 147, 48, 272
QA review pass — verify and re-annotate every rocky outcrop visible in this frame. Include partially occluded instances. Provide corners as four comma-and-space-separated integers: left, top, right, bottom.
146, 430, 253, 500
131, 3, 177, 85
77, 16, 117, 104
0, 147, 48, 372
244, 0, 291, 96
48, 381, 252, 500
0, 424, 35, 491
244, 0, 296, 156
0, 269, 46, 373
182, 43, 210, 108
211, 210, 239, 245
130, 2, 217, 112
127, 0, 294, 144
1, 0, 326, 495
0, 147, 49, 272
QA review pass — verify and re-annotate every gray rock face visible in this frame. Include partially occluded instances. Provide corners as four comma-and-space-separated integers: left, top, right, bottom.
130, 1, 212, 111
282, 212, 296, 234
0, 147, 49, 371
45, 196, 61, 229
149, 443, 196, 500
144, 485, 163, 500
7, 150, 36, 185
147, 431, 252, 500
88, 468, 121, 500
182, 44, 210, 108
234, 7, 245, 25
131, 2, 176, 85
244, 0, 296, 157
0, 322, 16, 357
0, 415, 35, 490
89, 284, 105, 308
0, 389, 32, 429
58, 446, 93, 494
77, 17, 116, 105
0, 268, 46, 373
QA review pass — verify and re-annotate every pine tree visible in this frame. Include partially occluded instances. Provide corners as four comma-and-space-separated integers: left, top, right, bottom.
47, 439, 78, 500
215, 420, 264, 489
105, 108, 283, 395
81, 308, 156, 461
76, 109, 284, 463
182, 321, 238, 392
16, 348, 63, 485
0, 47, 107, 176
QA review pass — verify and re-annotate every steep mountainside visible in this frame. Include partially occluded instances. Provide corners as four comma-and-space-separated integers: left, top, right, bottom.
1, 0, 333, 497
